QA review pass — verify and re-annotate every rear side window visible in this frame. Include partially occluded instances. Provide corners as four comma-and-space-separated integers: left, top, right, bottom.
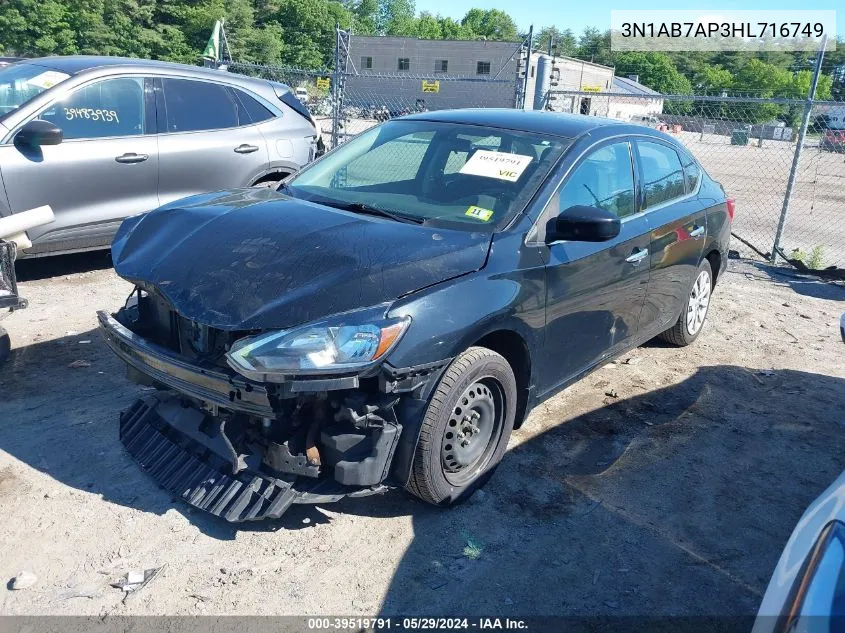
231, 87, 275, 124
637, 141, 686, 208
679, 152, 701, 194
40, 77, 145, 140
161, 78, 238, 132
559, 142, 636, 218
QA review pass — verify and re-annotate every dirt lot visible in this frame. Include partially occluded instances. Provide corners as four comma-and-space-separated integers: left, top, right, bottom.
0, 254, 843, 618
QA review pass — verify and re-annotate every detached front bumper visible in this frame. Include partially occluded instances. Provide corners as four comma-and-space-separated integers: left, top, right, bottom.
121, 393, 386, 522
98, 311, 275, 417
99, 309, 408, 522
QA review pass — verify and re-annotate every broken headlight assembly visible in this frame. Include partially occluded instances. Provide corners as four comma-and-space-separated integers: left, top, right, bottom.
226, 306, 410, 381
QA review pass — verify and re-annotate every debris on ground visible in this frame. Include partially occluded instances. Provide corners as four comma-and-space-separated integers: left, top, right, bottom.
67, 360, 91, 368
623, 357, 643, 365
110, 566, 165, 595
605, 389, 619, 398
9, 571, 37, 590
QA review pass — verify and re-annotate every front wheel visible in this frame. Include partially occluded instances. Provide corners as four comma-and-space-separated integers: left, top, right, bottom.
405, 347, 517, 506
659, 259, 713, 346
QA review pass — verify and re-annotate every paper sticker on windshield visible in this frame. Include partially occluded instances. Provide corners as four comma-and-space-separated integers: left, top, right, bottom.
458, 150, 533, 182
25, 71, 70, 90
465, 206, 494, 222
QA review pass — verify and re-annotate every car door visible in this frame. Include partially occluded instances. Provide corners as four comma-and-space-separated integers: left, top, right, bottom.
538, 139, 651, 394
0, 76, 158, 253
634, 140, 707, 336
156, 77, 269, 206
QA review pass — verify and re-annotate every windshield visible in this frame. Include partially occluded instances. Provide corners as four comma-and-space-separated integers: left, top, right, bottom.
0, 64, 71, 119
286, 119, 568, 230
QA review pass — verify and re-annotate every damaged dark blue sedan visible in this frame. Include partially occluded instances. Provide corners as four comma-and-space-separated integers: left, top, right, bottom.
98, 109, 733, 522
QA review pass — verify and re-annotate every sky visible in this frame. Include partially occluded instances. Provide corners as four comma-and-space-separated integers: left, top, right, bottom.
415, 0, 844, 37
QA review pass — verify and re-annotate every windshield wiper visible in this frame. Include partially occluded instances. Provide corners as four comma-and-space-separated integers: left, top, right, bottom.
329, 201, 425, 225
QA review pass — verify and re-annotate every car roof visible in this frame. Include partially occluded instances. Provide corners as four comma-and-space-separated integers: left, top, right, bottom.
14, 55, 249, 82
402, 108, 626, 139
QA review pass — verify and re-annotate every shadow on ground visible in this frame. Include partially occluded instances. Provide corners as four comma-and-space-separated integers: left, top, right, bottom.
354, 364, 844, 619
743, 261, 845, 301
14, 250, 113, 282
1, 322, 843, 615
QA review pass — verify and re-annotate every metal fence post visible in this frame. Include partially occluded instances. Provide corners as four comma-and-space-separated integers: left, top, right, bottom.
521, 25, 533, 110
331, 24, 341, 149
770, 35, 828, 263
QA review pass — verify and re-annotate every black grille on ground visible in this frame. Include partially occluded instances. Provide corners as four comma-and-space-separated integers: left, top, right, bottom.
119, 398, 298, 522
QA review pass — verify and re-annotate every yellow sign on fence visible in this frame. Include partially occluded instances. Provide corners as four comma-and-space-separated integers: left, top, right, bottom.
581, 85, 603, 93
316, 77, 331, 90
421, 80, 440, 93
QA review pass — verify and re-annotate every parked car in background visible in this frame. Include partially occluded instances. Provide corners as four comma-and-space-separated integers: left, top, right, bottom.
99, 110, 732, 522
0, 56, 319, 257
820, 128, 845, 153
294, 86, 309, 104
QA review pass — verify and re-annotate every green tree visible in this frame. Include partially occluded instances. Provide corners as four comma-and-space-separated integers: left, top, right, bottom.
460, 8, 518, 41
378, 0, 415, 36
0, 0, 77, 56
575, 27, 612, 66
414, 12, 441, 39
273, 0, 351, 67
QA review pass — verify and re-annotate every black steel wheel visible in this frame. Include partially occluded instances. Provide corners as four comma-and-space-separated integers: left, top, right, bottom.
406, 346, 517, 506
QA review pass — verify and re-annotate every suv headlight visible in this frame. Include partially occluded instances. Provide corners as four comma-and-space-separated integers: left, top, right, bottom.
226, 307, 410, 381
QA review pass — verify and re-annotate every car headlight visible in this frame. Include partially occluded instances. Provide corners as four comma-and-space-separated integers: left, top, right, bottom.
226, 307, 410, 381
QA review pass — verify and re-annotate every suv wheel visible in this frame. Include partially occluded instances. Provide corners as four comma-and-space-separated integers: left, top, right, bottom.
659, 258, 713, 346
406, 347, 517, 505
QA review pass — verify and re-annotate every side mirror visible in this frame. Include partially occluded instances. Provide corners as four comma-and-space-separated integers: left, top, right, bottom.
15, 120, 63, 148
546, 205, 621, 243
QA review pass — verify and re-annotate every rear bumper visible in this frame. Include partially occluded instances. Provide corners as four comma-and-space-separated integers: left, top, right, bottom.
121, 394, 387, 522
97, 311, 275, 417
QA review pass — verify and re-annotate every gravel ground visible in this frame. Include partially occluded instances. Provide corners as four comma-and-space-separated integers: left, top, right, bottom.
0, 253, 843, 618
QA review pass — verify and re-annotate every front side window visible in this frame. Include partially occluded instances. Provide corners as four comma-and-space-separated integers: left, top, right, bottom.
0, 63, 71, 119
286, 120, 568, 230
398, 58, 410, 71
637, 141, 686, 208
39, 77, 145, 140
162, 78, 238, 133
477, 61, 491, 75
558, 142, 636, 218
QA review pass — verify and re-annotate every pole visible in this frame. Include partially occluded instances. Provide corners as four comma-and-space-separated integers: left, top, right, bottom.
521, 25, 533, 110
770, 34, 828, 262
331, 24, 341, 149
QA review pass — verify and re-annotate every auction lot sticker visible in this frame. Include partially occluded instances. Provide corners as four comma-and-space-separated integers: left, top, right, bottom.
459, 150, 533, 182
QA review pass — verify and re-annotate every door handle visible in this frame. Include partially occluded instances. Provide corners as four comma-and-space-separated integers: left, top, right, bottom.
690, 225, 705, 239
234, 144, 259, 154
625, 248, 649, 264
115, 153, 148, 164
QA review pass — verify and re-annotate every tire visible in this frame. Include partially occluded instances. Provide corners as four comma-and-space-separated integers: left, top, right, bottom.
659, 258, 713, 346
0, 326, 9, 365
405, 346, 517, 506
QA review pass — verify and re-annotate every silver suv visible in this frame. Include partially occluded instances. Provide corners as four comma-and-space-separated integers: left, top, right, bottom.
0, 56, 319, 257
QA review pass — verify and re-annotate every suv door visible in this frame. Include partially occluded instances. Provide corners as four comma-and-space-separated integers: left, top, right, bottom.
156, 78, 270, 206
538, 140, 650, 394
0, 76, 158, 254
634, 140, 707, 335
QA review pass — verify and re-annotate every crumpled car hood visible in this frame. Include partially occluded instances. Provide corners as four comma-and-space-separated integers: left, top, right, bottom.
111, 189, 491, 330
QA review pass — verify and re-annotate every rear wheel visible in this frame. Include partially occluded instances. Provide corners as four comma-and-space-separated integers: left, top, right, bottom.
406, 347, 517, 505
659, 258, 713, 346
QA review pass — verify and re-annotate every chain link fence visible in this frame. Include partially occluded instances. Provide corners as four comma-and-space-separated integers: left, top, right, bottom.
336, 73, 517, 142
546, 89, 845, 269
